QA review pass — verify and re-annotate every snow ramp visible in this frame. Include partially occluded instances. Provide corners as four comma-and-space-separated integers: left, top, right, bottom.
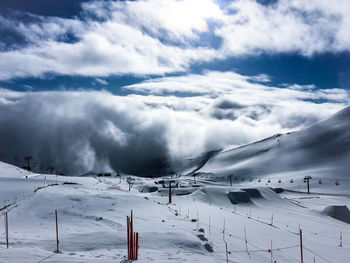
227, 191, 251, 204
323, 205, 350, 224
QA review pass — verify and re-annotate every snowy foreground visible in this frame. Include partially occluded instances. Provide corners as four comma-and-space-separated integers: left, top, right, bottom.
1, 161, 350, 263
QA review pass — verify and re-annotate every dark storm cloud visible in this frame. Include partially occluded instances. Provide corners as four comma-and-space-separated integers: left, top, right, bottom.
0, 90, 170, 176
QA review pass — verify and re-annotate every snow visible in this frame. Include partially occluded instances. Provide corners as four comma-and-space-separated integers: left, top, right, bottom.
187, 106, 350, 187
1, 168, 350, 262
0, 161, 32, 178
1, 107, 350, 262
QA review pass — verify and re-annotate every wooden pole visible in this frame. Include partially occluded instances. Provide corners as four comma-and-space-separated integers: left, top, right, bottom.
127, 216, 130, 259
5, 212, 8, 249
131, 211, 133, 259
126, 211, 139, 260
136, 232, 139, 260
209, 215, 211, 234
223, 219, 225, 240
169, 181, 172, 203
300, 229, 303, 263
197, 211, 199, 230
55, 210, 59, 253
270, 240, 273, 263
133, 232, 136, 259
244, 227, 249, 255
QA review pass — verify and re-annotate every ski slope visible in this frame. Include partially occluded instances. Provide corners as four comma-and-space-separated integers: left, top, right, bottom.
1, 107, 350, 262
184, 106, 350, 195
0, 164, 350, 262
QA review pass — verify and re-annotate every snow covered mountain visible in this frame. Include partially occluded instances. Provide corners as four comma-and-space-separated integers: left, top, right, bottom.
1, 106, 350, 263
185, 105, 350, 181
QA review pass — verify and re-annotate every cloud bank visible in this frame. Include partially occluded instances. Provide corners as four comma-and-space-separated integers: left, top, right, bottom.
0, 0, 349, 80
0, 71, 348, 175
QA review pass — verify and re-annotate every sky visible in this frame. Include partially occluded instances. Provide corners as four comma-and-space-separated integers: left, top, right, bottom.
0, 0, 349, 176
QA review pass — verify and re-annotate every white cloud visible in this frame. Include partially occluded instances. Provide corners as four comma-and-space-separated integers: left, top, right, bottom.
0, 21, 216, 79
125, 70, 350, 130
0, 0, 218, 80
0, 0, 349, 80
0, 70, 348, 174
217, 0, 350, 56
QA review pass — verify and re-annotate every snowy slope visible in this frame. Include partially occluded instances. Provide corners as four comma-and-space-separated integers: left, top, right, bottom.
1, 161, 350, 262
1, 106, 350, 262
0, 161, 32, 178
186, 106, 350, 184
2, 155, 350, 263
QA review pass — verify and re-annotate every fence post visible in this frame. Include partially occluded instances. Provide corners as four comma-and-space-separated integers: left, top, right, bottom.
5, 212, 8, 248
169, 181, 172, 204
209, 216, 211, 234
270, 240, 273, 263
340, 232, 343, 247
197, 212, 199, 230
127, 216, 130, 259
300, 229, 303, 263
55, 210, 59, 253
244, 227, 249, 255
127, 211, 139, 260
131, 210, 133, 259
223, 219, 225, 240
133, 232, 136, 258
136, 232, 139, 260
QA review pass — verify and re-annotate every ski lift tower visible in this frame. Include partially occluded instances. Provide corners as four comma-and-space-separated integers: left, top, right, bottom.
23, 156, 32, 171
304, 176, 312, 194
156, 179, 179, 203
48, 167, 55, 174
165, 180, 178, 204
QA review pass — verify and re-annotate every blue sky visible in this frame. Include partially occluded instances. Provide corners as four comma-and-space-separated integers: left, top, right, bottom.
0, 0, 350, 174
0, 0, 349, 93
